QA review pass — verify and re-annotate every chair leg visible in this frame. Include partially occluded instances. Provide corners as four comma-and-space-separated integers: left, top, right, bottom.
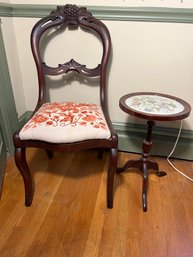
46, 150, 54, 159
107, 148, 118, 209
97, 148, 105, 159
14, 147, 33, 206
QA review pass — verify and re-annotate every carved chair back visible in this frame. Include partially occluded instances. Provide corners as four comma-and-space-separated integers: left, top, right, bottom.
31, 4, 111, 115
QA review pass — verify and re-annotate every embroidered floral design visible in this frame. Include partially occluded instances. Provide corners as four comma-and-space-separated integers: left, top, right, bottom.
22, 102, 108, 131
126, 95, 184, 115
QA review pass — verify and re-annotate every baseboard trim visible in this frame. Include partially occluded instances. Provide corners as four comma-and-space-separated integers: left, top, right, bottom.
114, 122, 193, 161
1, 3, 193, 23
19, 111, 193, 161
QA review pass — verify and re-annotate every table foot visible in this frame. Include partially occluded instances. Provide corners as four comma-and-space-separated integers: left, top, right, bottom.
117, 158, 167, 212
117, 159, 143, 173
117, 158, 164, 175
155, 170, 167, 177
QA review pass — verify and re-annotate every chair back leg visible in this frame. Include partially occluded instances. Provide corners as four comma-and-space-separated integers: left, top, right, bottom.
107, 148, 118, 208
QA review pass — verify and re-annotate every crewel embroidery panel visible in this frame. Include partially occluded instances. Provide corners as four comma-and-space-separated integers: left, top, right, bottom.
22, 102, 108, 131
125, 95, 184, 115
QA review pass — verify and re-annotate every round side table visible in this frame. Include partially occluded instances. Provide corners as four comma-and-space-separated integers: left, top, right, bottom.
117, 92, 191, 212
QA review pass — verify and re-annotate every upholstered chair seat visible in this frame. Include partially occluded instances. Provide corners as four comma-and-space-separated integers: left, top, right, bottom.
19, 102, 111, 143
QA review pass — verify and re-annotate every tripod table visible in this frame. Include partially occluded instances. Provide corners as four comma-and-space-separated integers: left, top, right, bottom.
117, 92, 191, 211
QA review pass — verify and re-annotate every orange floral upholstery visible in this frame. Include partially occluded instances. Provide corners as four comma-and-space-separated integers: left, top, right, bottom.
19, 102, 111, 143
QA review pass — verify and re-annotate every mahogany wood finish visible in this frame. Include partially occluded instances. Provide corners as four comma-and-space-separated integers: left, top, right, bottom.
118, 92, 191, 211
13, 4, 118, 208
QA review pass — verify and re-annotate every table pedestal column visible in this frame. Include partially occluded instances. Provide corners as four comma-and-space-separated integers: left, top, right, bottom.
117, 120, 167, 211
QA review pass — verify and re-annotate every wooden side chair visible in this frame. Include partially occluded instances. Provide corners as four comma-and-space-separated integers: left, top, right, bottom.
13, 4, 118, 208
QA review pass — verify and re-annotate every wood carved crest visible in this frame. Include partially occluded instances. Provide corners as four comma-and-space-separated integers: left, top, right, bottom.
59, 59, 84, 70
50, 4, 92, 25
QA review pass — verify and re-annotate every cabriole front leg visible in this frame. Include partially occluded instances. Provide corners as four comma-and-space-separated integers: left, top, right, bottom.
15, 147, 33, 206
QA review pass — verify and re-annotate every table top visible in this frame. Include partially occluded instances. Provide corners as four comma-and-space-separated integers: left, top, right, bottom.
119, 92, 191, 121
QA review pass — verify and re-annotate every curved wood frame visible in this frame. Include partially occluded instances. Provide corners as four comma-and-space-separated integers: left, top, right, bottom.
13, 4, 118, 208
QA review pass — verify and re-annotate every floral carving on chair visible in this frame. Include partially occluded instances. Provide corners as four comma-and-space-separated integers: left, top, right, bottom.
22, 102, 108, 132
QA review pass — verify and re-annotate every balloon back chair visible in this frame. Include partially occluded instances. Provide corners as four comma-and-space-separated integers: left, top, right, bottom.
13, 4, 118, 208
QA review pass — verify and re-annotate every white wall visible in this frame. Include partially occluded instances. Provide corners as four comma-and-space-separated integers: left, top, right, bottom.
108, 20, 193, 129
1, 1, 193, 130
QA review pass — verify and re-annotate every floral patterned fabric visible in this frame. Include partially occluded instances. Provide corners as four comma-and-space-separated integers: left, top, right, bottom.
125, 95, 184, 115
19, 102, 111, 143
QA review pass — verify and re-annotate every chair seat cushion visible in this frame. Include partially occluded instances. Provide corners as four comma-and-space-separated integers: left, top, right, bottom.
19, 102, 111, 143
